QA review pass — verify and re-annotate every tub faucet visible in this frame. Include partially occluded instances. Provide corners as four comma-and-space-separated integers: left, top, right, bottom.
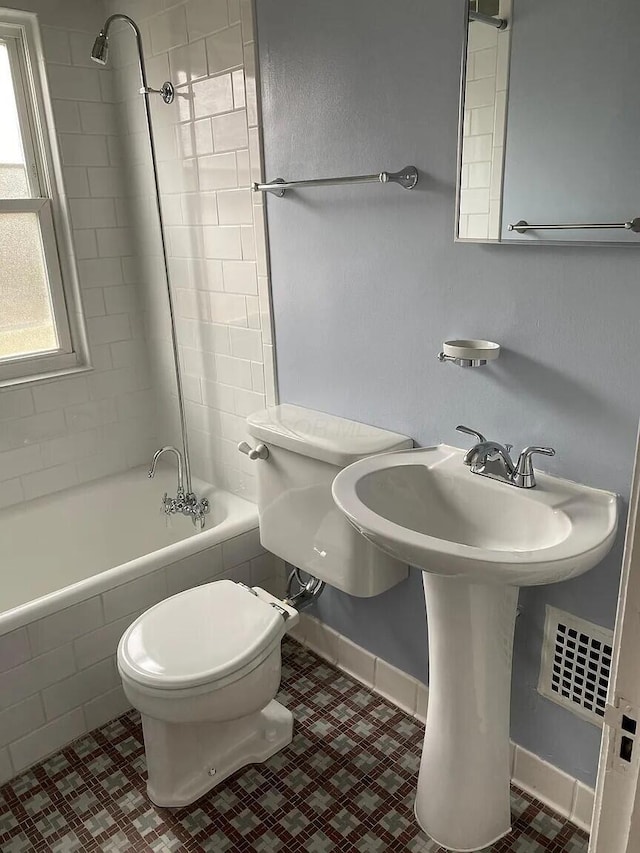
456, 426, 555, 489
148, 446, 210, 527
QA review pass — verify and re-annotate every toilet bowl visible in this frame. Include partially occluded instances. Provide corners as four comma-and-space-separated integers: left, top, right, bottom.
119, 405, 411, 808
117, 579, 298, 807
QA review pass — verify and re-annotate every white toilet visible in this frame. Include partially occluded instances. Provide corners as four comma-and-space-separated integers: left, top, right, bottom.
118, 405, 411, 807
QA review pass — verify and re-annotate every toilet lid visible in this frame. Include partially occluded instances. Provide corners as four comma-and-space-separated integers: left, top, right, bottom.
117, 580, 284, 689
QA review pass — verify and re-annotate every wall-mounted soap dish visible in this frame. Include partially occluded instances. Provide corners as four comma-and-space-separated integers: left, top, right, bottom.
437, 340, 500, 367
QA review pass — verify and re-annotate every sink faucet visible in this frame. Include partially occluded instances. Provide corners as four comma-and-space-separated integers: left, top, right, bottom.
148, 445, 210, 527
456, 426, 555, 489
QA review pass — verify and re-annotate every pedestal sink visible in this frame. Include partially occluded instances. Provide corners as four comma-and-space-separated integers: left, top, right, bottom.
331, 445, 617, 852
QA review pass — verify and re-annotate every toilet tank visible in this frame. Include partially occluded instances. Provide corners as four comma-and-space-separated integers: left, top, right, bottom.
246, 405, 412, 597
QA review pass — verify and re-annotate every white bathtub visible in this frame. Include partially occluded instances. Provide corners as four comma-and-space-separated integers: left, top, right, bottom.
1, 466, 261, 633
0, 467, 279, 782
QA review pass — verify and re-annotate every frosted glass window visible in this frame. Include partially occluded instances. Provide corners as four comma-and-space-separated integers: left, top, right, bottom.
0, 42, 30, 198
0, 213, 58, 359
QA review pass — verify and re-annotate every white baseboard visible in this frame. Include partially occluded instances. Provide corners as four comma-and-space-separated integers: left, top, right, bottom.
289, 613, 593, 834
511, 743, 594, 833
288, 612, 428, 722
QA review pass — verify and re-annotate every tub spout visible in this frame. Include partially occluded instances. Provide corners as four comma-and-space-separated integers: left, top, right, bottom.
148, 446, 184, 493
148, 446, 209, 528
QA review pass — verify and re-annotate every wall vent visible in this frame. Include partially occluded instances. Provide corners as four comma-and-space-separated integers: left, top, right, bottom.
538, 605, 613, 727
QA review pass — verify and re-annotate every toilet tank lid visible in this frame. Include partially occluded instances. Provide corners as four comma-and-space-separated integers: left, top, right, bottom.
247, 404, 412, 467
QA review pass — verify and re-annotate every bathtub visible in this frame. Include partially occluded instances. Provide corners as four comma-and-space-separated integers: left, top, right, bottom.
0, 467, 280, 783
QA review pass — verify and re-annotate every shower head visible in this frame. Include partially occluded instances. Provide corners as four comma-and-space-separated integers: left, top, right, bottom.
91, 15, 143, 66
91, 31, 109, 65
89, 15, 174, 103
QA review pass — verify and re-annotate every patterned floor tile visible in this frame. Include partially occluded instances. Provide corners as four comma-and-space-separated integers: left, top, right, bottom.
2, 833, 36, 852
0, 638, 589, 853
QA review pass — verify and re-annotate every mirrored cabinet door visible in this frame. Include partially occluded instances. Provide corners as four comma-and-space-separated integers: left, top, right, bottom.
456, 0, 640, 246
458, 1, 511, 241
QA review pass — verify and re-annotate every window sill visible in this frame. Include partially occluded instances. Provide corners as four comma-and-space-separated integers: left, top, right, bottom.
0, 362, 93, 390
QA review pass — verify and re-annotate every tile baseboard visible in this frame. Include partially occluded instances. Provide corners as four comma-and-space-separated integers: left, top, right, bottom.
512, 744, 594, 833
290, 612, 594, 834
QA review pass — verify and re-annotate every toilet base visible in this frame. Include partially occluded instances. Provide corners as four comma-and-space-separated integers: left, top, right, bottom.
141, 699, 294, 807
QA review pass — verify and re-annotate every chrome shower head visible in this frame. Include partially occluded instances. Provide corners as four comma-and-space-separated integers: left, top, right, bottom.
91, 31, 109, 65
89, 14, 174, 102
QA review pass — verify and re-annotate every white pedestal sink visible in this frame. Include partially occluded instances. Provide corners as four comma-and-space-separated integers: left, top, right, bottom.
332, 445, 617, 852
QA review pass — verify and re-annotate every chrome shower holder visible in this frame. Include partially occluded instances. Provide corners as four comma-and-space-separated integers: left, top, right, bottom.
139, 82, 175, 104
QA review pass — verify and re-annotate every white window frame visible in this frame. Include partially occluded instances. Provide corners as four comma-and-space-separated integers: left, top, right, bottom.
0, 11, 88, 386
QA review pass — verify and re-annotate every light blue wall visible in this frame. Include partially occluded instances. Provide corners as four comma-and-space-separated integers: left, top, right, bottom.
256, 0, 638, 786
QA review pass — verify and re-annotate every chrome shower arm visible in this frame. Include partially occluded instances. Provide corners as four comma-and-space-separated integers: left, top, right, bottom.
97, 15, 144, 70
101, 14, 143, 38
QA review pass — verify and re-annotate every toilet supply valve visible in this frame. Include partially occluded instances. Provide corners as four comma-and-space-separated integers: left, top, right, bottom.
238, 441, 269, 461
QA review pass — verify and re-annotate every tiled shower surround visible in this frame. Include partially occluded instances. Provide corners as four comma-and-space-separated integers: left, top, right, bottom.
0, 640, 589, 852
0, 0, 157, 512
0, 0, 276, 512
105, 0, 276, 501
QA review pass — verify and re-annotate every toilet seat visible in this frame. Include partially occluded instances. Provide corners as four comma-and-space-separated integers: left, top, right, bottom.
118, 580, 286, 692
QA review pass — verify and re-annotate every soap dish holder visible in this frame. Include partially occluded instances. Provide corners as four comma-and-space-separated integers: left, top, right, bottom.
437, 340, 500, 368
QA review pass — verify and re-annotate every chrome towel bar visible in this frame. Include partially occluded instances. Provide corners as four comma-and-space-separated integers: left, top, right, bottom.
252, 166, 418, 197
509, 218, 640, 234
469, 10, 507, 29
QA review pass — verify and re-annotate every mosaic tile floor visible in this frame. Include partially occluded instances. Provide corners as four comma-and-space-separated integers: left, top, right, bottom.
0, 638, 589, 853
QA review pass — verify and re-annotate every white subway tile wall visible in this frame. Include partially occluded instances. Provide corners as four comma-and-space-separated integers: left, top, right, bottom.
105, 0, 277, 502
0, 530, 282, 782
459, 0, 511, 240
0, 0, 277, 513
0, 4, 158, 511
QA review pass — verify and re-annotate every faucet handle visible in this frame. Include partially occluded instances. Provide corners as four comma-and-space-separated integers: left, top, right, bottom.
456, 425, 487, 444
513, 446, 556, 488
238, 441, 269, 461
518, 446, 556, 462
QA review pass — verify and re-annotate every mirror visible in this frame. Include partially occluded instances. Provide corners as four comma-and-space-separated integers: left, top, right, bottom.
457, 1, 511, 241
456, 0, 640, 245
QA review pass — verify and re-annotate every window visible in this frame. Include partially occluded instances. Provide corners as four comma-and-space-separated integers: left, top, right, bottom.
0, 15, 85, 384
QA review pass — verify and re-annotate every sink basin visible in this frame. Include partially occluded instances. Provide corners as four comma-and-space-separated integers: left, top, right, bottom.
332, 444, 618, 852
332, 444, 617, 585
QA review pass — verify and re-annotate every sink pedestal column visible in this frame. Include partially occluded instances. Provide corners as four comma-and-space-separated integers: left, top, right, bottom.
415, 574, 519, 852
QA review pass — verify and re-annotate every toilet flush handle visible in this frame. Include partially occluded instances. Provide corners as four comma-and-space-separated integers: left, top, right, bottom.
238, 441, 269, 461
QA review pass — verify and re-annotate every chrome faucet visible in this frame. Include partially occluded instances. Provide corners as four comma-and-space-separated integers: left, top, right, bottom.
456, 426, 555, 489
149, 445, 184, 491
148, 446, 210, 527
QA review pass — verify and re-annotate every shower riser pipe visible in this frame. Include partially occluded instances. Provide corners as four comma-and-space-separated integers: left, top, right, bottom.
92, 14, 193, 495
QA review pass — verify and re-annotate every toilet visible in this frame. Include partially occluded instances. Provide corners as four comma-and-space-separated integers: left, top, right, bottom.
117, 405, 411, 807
